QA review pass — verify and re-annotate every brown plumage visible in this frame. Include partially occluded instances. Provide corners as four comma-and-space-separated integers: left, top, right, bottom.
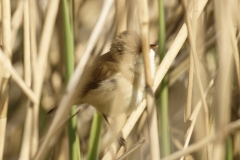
79, 30, 146, 116
49, 30, 155, 116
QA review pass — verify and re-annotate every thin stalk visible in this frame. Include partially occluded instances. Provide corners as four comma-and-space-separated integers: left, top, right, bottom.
32, 0, 61, 156
115, 0, 127, 34
0, 0, 11, 159
212, 0, 233, 159
182, 1, 210, 158
158, 0, 166, 57
19, 0, 32, 159
11, 0, 23, 48
226, 136, 233, 160
87, 113, 103, 160
139, 0, 160, 159
158, 0, 170, 157
29, 1, 38, 155
62, 0, 74, 79
184, 0, 197, 159
158, 79, 170, 157
62, 0, 80, 159
180, 80, 214, 160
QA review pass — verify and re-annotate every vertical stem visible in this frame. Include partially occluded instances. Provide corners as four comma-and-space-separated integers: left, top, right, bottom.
212, 0, 233, 159
115, 0, 127, 34
0, 0, 11, 159
19, 0, 33, 159
158, 0, 166, 58
182, 0, 210, 145
32, 0, 61, 157
29, 0, 38, 84
226, 136, 233, 160
87, 113, 102, 160
28, 1, 37, 158
158, 0, 170, 157
183, 0, 197, 159
139, 0, 160, 159
62, 0, 80, 159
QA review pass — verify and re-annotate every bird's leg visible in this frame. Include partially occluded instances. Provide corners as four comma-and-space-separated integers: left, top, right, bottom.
47, 106, 58, 114
116, 138, 146, 160
102, 114, 127, 147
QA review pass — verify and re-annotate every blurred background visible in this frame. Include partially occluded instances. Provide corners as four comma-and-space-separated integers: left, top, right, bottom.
1, 0, 240, 160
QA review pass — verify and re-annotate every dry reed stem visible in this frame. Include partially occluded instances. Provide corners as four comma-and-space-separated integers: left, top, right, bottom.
30, 0, 61, 156
139, 0, 160, 159
185, 54, 194, 121
29, 4, 38, 155
138, 3, 152, 86
153, 0, 208, 91
0, 0, 11, 159
0, 51, 38, 104
29, 0, 38, 156
115, 0, 127, 34
23, 0, 31, 86
34, 1, 114, 159
184, 0, 197, 156
1, 1, 11, 60
230, 22, 240, 89
180, 80, 214, 160
161, 119, 240, 160
182, 0, 210, 158
126, 0, 139, 31
182, 0, 210, 136
29, 0, 38, 86
212, 1, 233, 159
145, 89, 160, 159
181, 100, 201, 160
19, 106, 33, 160
11, 0, 23, 48
184, 0, 198, 122
27, 4, 38, 155
19, 0, 32, 159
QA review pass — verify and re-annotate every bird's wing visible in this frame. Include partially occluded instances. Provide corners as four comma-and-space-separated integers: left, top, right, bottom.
81, 52, 119, 96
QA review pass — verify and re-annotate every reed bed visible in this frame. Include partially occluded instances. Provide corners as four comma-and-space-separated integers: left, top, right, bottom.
0, 0, 240, 160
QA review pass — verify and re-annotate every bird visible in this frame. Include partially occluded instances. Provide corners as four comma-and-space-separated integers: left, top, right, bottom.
49, 30, 156, 117
79, 30, 155, 115
48, 30, 156, 145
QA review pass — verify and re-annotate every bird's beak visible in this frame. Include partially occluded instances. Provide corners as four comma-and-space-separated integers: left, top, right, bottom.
150, 44, 158, 49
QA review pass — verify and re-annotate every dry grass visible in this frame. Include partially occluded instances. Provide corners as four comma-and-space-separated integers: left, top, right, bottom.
1, 0, 240, 160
